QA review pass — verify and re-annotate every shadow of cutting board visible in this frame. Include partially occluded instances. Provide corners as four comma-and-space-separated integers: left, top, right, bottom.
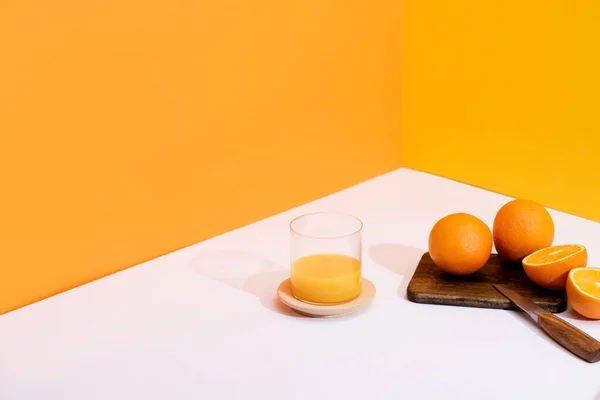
406, 252, 567, 313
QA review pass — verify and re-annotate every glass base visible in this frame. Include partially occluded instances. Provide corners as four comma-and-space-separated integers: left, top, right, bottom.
290, 289, 362, 306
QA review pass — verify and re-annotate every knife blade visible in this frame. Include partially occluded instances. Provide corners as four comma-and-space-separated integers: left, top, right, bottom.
494, 284, 600, 363
493, 284, 546, 321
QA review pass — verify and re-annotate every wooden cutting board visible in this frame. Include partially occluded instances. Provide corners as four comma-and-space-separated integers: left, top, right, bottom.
406, 252, 567, 312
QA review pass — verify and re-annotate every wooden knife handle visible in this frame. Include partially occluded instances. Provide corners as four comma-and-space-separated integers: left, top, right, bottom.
538, 313, 600, 363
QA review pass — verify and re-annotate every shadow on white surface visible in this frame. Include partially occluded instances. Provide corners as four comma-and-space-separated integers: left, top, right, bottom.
189, 249, 304, 318
507, 309, 578, 359
559, 304, 594, 322
368, 243, 425, 297
243, 270, 303, 317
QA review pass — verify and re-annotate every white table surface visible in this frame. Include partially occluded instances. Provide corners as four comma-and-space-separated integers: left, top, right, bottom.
2, 168, 600, 400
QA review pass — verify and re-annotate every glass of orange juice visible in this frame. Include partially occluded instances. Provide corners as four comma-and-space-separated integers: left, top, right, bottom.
289, 212, 363, 305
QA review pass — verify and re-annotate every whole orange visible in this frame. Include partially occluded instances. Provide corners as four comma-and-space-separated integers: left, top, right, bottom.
492, 199, 554, 262
428, 213, 493, 275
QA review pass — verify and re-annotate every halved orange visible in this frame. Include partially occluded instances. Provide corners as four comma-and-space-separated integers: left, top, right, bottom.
522, 244, 587, 290
566, 267, 600, 320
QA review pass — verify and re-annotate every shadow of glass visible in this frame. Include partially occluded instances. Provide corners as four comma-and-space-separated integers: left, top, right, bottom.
189, 249, 304, 318
368, 243, 425, 297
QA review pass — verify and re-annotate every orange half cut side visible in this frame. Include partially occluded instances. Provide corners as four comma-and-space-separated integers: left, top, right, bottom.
522, 244, 587, 290
523, 244, 585, 265
569, 267, 600, 299
566, 267, 600, 320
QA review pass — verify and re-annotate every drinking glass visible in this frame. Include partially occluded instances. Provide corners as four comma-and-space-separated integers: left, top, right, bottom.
289, 212, 363, 305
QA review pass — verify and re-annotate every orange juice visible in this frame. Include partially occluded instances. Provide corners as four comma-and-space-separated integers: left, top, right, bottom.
290, 253, 361, 304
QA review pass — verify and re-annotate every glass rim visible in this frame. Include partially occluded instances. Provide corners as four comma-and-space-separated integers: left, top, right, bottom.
289, 211, 363, 240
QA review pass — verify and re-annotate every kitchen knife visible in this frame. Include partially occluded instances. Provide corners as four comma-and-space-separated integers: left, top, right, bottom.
494, 284, 600, 363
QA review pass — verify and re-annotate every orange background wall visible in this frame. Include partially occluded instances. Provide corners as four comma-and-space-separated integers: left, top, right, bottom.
400, 1, 600, 221
0, 1, 403, 314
